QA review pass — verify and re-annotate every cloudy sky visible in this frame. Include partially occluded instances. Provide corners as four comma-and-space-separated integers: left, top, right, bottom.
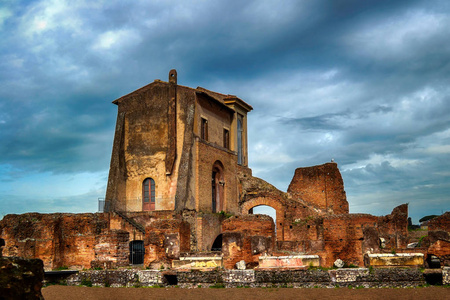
1, 0, 449, 223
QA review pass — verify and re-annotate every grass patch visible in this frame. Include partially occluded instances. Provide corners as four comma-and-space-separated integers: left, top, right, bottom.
80, 278, 92, 287
217, 211, 233, 219
209, 283, 225, 288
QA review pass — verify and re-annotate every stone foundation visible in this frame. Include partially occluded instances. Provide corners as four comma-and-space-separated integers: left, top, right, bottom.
443, 267, 449, 285
58, 267, 433, 288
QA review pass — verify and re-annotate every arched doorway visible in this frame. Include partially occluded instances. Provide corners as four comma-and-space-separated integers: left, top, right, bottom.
211, 234, 223, 252
249, 205, 277, 229
212, 161, 224, 213
129, 240, 145, 265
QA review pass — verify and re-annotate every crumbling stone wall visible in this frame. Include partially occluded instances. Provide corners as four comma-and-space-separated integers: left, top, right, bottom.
427, 212, 450, 266
239, 175, 320, 241
428, 212, 450, 232
287, 162, 349, 214
63, 267, 430, 288
275, 205, 409, 267
222, 215, 275, 269
0, 213, 110, 270
195, 212, 224, 251
91, 229, 129, 269
144, 219, 190, 268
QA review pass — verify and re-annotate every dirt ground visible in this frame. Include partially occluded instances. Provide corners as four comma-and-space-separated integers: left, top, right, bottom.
42, 285, 450, 300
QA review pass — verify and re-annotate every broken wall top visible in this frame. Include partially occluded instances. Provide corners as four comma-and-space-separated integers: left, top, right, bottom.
287, 162, 349, 214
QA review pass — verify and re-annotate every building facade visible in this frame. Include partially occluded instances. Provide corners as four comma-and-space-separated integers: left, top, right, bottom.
105, 69, 252, 216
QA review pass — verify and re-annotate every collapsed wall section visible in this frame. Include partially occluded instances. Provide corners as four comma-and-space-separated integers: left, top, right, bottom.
144, 219, 191, 268
426, 212, 450, 266
222, 215, 275, 269
287, 162, 349, 214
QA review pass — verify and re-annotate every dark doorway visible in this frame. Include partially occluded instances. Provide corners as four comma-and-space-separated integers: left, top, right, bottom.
211, 161, 224, 213
211, 234, 223, 251
129, 240, 145, 265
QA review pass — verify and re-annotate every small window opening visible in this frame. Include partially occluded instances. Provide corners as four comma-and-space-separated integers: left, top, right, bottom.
201, 118, 208, 140
223, 129, 230, 149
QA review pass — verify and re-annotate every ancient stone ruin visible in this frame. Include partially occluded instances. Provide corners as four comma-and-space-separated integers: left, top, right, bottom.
1, 70, 449, 274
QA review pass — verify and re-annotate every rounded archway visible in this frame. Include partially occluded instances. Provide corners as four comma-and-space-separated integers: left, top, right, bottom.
250, 205, 277, 225
241, 197, 286, 241
211, 234, 223, 252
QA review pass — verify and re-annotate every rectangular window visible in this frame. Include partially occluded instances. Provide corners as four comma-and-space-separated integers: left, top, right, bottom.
201, 118, 208, 141
223, 129, 229, 149
142, 178, 155, 211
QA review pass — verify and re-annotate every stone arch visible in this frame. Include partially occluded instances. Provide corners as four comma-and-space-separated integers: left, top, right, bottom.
211, 234, 223, 251
241, 197, 286, 241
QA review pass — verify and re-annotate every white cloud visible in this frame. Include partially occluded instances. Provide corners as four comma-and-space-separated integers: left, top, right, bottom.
342, 153, 421, 171
21, 0, 84, 37
345, 10, 450, 61
424, 145, 450, 154
92, 29, 142, 51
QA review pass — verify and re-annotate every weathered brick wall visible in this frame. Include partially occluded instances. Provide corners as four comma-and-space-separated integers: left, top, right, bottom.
287, 163, 349, 214
320, 214, 378, 267
0, 213, 109, 270
426, 212, 450, 266
196, 213, 223, 251
92, 229, 129, 269
144, 219, 190, 267
222, 215, 275, 268
196, 140, 239, 214
277, 205, 409, 267
428, 212, 450, 233
377, 204, 409, 248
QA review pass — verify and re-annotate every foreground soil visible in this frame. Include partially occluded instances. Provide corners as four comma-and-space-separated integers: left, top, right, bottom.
42, 285, 450, 300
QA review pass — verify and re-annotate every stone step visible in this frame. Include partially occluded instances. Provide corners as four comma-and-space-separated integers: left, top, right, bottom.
258, 255, 320, 269
114, 211, 145, 234
172, 256, 223, 270
180, 251, 222, 258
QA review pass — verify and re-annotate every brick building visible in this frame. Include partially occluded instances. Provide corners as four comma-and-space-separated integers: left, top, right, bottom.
1, 70, 448, 270
105, 69, 252, 216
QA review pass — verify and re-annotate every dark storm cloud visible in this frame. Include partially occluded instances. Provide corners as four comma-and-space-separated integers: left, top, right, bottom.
0, 0, 449, 220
